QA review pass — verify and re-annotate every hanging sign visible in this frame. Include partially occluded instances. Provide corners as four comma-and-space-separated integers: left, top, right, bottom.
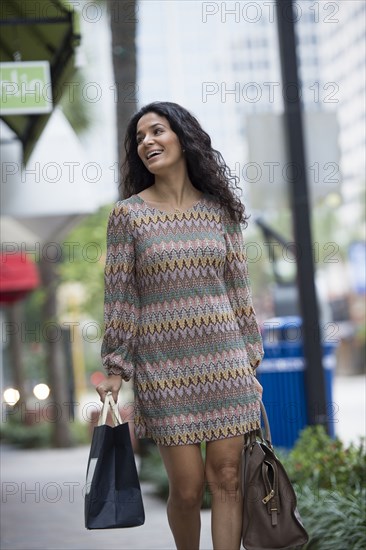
0, 61, 53, 115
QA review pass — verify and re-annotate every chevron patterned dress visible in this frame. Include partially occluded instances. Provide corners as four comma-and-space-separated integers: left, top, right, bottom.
101, 192, 264, 446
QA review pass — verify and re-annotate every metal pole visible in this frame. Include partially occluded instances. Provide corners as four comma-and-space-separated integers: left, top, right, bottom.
275, 0, 329, 429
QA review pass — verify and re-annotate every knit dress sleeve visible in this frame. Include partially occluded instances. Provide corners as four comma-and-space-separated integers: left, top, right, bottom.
222, 210, 264, 371
101, 203, 139, 380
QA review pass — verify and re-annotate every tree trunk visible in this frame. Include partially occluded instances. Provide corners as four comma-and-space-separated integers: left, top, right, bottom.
107, 0, 138, 197
7, 301, 28, 407
39, 257, 73, 448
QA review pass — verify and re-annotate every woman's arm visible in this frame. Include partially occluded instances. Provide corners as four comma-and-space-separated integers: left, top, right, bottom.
222, 210, 264, 371
97, 203, 139, 402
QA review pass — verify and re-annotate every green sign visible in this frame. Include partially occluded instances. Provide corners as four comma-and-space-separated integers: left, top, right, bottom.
0, 61, 53, 115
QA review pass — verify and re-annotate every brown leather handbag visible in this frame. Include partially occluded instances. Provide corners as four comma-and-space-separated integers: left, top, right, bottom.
241, 401, 309, 550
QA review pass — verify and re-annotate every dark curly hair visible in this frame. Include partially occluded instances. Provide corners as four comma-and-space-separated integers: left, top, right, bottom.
120, 101, 249, 225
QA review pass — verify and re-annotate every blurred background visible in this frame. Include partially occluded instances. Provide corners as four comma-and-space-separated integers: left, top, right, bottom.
1, 2, 365, 549
1, 0, 365, 447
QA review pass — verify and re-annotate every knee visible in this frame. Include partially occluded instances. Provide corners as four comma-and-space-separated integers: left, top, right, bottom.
207, 461, 240, 493
169, 483, 204, 511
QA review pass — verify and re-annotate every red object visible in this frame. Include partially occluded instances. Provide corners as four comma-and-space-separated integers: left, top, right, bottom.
90, 371, 106, 387
0, 253, 40, 303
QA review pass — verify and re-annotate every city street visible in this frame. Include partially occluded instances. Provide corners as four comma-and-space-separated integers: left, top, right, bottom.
1, 374, 365, 550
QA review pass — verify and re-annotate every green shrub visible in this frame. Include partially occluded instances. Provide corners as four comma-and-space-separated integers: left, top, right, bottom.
283, 426, 366, 549
298, 484, 366, 550
0, 419, 52, 448
70, 420, 91, 445
285, 425, 365, 494
0, 412, 90, 449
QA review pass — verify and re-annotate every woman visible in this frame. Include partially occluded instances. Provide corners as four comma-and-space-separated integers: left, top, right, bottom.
96, 101, 264, 550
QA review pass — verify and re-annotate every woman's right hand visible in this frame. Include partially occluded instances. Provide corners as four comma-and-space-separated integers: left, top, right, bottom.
96, 374, 122, 404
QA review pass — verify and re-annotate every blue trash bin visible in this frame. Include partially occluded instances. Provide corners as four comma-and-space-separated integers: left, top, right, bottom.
257, 316, 336, 448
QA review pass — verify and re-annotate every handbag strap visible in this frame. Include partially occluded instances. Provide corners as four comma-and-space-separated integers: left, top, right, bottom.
97, 392, 123, 427
260, 399, 272, 447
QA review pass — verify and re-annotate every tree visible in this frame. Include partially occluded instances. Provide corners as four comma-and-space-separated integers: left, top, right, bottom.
107, 0, 138, 197
59, 204, 112, 326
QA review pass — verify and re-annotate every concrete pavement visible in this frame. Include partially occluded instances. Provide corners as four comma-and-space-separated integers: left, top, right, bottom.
1, 444, 213, 550
1, 374, 365, 550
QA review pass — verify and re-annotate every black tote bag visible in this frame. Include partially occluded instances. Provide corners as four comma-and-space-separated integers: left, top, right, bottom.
85, 393, 145, 529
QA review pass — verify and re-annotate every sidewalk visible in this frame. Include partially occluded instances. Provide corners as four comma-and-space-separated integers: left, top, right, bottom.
1, 445, 213, 550
1, 374, 365, 550
332, 373, 365, 445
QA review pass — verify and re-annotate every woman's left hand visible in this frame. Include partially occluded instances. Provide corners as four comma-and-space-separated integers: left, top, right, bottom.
252, 376, 263, 398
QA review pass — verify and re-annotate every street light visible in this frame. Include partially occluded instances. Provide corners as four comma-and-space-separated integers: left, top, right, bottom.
33, 383, 50, 400
3, 388, 20, 406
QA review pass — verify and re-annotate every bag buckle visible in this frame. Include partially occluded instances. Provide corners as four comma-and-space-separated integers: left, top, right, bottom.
262, 489, 275, 504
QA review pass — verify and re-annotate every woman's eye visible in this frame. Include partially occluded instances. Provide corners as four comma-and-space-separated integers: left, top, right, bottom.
136, 127, 163, 144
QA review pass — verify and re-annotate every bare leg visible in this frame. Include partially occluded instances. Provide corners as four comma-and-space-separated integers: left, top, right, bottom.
158, 443, 205, 550
205, 436, 244, 550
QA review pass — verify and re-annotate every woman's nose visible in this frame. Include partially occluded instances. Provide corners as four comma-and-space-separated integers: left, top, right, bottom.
143, 134, 154, 146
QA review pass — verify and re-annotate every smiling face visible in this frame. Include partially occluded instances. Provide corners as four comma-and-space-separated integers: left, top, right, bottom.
136, 112, 185, 175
